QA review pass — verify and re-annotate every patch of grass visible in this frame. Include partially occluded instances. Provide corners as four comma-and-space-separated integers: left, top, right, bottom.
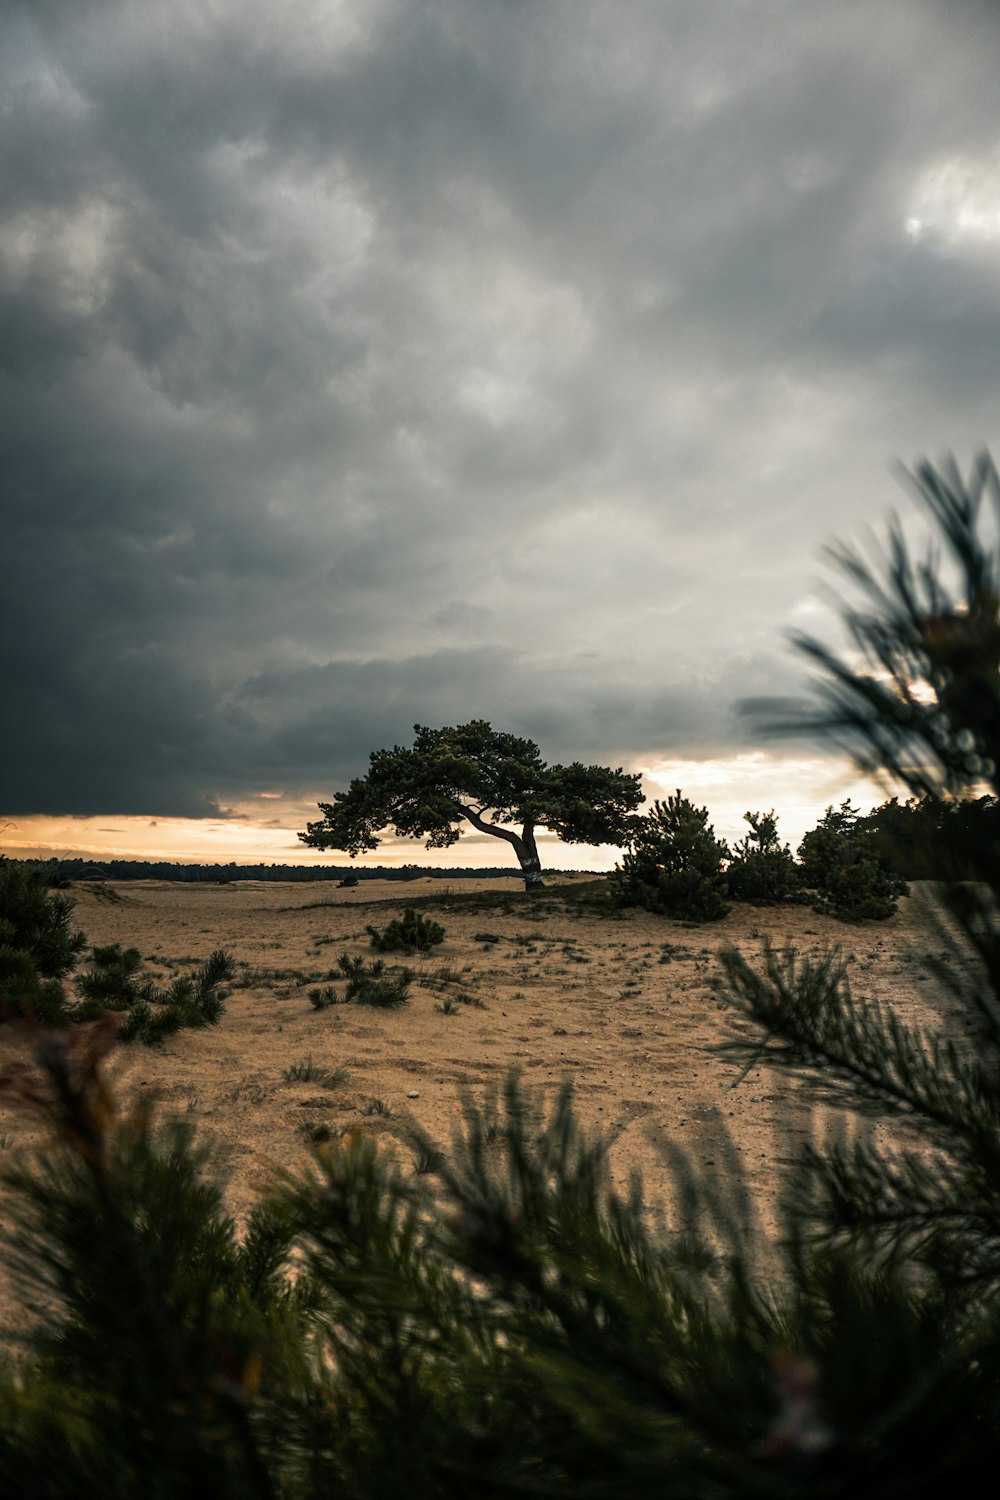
657, 943, 695, 964
434, 995, 461, 1015
336, 954, 411, 1008
361, 1098, 392, 1117
285, 1058, 327, 1084
308, 984, 347, 1010
429, 965, 465, 986
232, 964, 308, 990
226, 1082, 267, 1104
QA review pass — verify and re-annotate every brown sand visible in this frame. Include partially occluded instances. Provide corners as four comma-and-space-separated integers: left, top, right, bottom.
0, 875, 964, 1326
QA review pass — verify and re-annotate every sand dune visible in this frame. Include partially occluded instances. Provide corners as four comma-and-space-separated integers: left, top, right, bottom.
0, 875, 957, 1252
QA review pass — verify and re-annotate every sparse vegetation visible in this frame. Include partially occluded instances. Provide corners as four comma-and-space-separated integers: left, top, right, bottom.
76, 944, 234, 1043
283, 1058, 346, 1087
366, 906, 445, 954
336, 953, 411, 1007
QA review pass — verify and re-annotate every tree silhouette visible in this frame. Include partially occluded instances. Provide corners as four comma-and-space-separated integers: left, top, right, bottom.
300, 720, 644, 889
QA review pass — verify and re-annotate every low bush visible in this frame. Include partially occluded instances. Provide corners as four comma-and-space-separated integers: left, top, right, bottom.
0, 948, 68, 1028
76, 945, 234, 1043
308, 984, 346, 1009
336, 953, 411, 1007
0, 858, 86, 1024
366, 907, 445, 953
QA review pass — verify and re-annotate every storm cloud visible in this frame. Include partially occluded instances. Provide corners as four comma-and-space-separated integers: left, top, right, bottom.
3, 0, 1000, 823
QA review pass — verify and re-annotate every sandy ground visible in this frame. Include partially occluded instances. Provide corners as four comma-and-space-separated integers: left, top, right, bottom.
0, 874, 970, 1329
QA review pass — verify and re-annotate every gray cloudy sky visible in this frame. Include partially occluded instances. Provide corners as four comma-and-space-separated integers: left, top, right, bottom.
3, 0, 1000, 860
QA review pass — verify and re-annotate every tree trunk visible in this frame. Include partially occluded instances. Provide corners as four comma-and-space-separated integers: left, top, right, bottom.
514, 824, 544, 891
458, 805, 545, 889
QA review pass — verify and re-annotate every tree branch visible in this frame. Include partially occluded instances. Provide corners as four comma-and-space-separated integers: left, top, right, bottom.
459, 803, 520, 847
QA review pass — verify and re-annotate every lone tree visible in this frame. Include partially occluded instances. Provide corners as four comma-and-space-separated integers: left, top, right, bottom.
299, 720, 644, 889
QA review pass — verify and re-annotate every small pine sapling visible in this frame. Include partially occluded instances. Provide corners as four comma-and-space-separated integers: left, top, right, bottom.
336, 953, 411, 1007
0, 858, 86, 1025
797, 801, 907, 920
726, 810, 799, 905
366, 906, 445, 954
78, 946, 234, 1043
610, 791, 729, 922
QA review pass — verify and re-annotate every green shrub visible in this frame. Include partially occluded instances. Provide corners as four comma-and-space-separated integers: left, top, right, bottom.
76, 945, 234, 1043
609, 791, 729, 922
0, 947, 69, 1027
0, 858, 86, 980
366, 906, 445, 953
76, 944, 154, 1010
336, 953, 411, 1007
308, 983, 345, 1009
0, 858, 86, 1024
725, 810, 799, 904
797, 801, 908, 920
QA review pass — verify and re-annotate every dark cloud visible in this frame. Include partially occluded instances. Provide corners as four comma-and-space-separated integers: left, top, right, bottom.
3, 0, 1000, 820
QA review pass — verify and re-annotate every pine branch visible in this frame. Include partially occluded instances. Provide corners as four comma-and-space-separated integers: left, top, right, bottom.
719, 944, 1000, 1151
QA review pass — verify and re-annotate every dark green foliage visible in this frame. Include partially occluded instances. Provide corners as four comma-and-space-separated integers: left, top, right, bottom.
366, 906, 445, 954
0, 858, 85, 1024
797, 801, 908, 920
299, 719, 643, 889
336, 952, 411, 1007
308, 984, 345, 1009
0, 860, 86, 981
726, 809, 799, 905
337, 872, 360, 888
862, 793, 1000, 880
76, 943, 153, 1010
0, 1024, 306, 1500
76, 944, 234, 1043
0, 949, 68, 1028
3, 1045, 999, 1499
794, 452, 1000, 800
609, 790, 730, 922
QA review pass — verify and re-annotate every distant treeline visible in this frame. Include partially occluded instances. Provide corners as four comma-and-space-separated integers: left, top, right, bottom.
11, 796, 998, 887
26, 859, 557, 884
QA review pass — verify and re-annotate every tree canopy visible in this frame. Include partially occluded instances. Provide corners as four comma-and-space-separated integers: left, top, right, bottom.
299, 720, 644, 888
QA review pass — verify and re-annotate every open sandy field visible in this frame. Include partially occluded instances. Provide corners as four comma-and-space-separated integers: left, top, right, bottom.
0, 873, 966, 1262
